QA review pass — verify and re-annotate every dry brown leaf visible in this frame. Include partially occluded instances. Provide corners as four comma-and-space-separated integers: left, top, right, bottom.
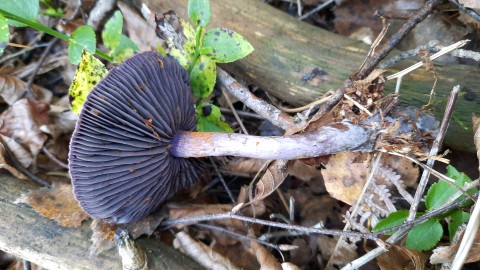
250, 159, 294, 204
0, 99, 50, 167
15, 183, 88, 227
174, 231, 242, 270
322, 152, 371, 205
319, 236, 358, 269
0, 142, 27, 179
249, 240, 282, 270
0, 75, 52, 105
225, 157, 323, 182
377, 245, 428, 270
430, 226, 480, 264
90, 219, 118, 255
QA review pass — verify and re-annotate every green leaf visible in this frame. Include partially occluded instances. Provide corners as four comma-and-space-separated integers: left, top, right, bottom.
448, 210, 470, 241
69, 51, 107, 114
425, 165, 475, 210
0, 14, 9, 55
406, 218, 443, 251
68, 25, 96, 65
190, 55, 216, 98
0, 0, 39, 27
111, 35, 139, 63
168, 19, 196, 68
188, 0, 210, 27
102, 10, 123, 51
196, 103, 233, 132
372, 210, 409, 235
202, 28, 253, 63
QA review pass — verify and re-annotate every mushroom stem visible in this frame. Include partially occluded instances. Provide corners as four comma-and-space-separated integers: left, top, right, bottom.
172, 122, 378, 160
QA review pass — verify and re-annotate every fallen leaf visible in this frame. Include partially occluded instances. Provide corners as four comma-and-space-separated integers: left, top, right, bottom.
174, 231, 242, 270
0, 99, 50, 167
249, 240, 282, 270
430, 225, 480, 264
473, 114, 480, 169
322, 152, 371, 205
250, 159, 294, 204
15, 183, 88, 227
377, 245, 428, 270
169, 204, 244, 231
459, 0, 480, 9
281, 262, 301, 270
90, 219, 118, 256
0, 141, 27, 179
0, 75, 52, 105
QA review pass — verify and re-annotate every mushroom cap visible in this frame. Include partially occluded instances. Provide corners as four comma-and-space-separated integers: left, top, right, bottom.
69, 52, 202, 223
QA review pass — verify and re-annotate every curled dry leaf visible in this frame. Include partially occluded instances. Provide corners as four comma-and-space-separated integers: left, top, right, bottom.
430, 225, 480, 264
14, 183, 88, 227
377, 245, 428, 270
249, 159, 294, 205
174, 231, 242, 270
0, 99, 50, 168
0, 141, 27, 179
0, 75, 52, 105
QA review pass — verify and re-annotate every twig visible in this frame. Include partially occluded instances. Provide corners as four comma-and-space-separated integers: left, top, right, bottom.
221, 89, 249, 135
449, 0, 480, 22
299, 0, 334, 20
162, 212, 379, 240
209, 157, 236, 205
379, 40, 440, 69
217, 68, 298, 132
356, 0, 442, 79
407, 85, 460, 220
219, 108, 264, 120
42, 146, 68, 169
0, 137, 51, 188
25, 38, 58, 99
195, 223, 283, 252
343, 94, 373, 116
386, 40, 469, 81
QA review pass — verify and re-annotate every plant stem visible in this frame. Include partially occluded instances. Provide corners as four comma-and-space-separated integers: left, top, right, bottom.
172, 122, 378, 159
0, 8, 112, 62
187, 26, 204, 74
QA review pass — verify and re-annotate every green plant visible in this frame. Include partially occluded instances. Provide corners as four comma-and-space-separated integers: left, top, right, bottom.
165, 0, 253, 132
0, 0, 138, 65
373, 165, 476, 251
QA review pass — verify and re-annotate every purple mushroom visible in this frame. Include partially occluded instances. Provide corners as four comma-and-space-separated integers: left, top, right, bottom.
69, 52, 378, 223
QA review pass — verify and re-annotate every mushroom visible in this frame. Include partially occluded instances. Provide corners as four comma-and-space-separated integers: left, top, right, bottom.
69, 51, 379, 223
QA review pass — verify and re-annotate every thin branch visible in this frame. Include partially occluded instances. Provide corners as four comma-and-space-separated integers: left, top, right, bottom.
356, 0, 442, 78
299, 0, 334, 20
42, 146, 68, 169
217, 68, 298, 132
162, 212, 379, 240
449, 0, 480, 22
209, 157, 236, 205
26, 38, 58, 98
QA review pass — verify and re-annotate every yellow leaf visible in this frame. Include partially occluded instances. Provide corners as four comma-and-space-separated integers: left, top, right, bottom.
69, 51, 107, 115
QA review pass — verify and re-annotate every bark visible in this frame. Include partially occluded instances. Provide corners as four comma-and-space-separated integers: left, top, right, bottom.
142, 0, 480, 152
0, 174, 203, 270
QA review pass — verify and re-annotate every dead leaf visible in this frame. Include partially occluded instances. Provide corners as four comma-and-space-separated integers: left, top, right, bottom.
250, 159, 294, 204
320, 236, 358, 269
430, 225, 480, 264
249, 240, 282, 270
322, 152, 371, 205
0, 99, 50, 167
225, 157, 323, 182
0, 142, 27, 179
15, 183, 88, 227
90, 219, 118, 256
377, 245, 428, 270
174, 231, 242, 270
0, 75, 52, 105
